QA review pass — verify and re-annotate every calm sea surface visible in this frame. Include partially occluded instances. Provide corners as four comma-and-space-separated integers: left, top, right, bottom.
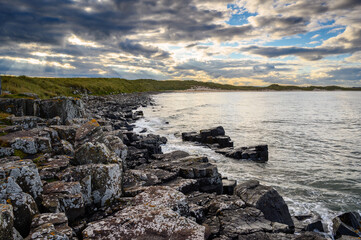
135, 91, 361, 230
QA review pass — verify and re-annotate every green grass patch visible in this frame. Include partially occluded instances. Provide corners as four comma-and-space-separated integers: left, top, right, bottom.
0, 112, 12, 125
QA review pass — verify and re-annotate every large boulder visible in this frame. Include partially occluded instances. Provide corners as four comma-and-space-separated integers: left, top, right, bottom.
41, 181, 85, 222
29, 212, 73, 239
234, 180, 294, 228
82, 205, 205, 240
333, 212, 361, 238
0, 204, 15, 240
0, 177, 39, 237
73, 142, 121, 165
0, 159, 43, 200
57, 163, 123, 207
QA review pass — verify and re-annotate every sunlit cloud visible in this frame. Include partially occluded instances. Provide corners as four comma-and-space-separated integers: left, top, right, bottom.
0, 0, 360, 86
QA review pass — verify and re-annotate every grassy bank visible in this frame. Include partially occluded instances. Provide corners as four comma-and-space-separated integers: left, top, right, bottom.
1, 75, 360, 99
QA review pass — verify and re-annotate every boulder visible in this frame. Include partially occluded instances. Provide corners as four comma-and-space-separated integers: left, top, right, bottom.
57, 163, 123, 207
74, 119, 103, 146
101, 135, 127, 160
234, 180, 294, 228
25, 223, 68, 240
133, 186, 189, 216
37, 155, 70, 181
73, 142, 121, 165
10, 137, 38, 155
42, 192, 84, 222
50, 125, 77, 144
0, 177, 39, 238
333, 212, 361, 238
0, 147, 14, 158
0, 204, 14, 240
0, 159, 43, 200
222, 179, 237, 195
30, 212, 73, 239
82, 205, 205, 240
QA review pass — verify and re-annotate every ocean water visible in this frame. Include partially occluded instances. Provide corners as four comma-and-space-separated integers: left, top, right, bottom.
134, 91, 361, 231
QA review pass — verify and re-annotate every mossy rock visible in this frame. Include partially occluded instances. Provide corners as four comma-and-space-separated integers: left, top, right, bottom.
14, 149, 27, 159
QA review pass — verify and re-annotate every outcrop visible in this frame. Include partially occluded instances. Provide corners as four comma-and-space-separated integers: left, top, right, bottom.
0, 93, 356, 240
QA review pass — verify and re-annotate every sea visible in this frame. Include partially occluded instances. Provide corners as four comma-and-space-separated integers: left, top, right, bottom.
134, 91, 361, 233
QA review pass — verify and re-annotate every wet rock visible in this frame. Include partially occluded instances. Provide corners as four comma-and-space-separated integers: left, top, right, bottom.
333, 212, 361, 238
152, 150, 190, 161
162, 177, 199, 194
294, 232, 326, 240
133, 186, 189, 216
82, 205, 205, 240
222, 179, 237, 195
0, 159, 43, 200
304, 220, 324, 232
0, 204, 14, 240
235, 180, 294, 228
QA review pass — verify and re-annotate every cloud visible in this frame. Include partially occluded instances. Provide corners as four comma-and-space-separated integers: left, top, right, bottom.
242, 45, 361, 60
118, 40, 170, 59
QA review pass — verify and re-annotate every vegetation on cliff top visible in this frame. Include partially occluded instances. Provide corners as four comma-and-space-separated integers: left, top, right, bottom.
1, 75, 360, 99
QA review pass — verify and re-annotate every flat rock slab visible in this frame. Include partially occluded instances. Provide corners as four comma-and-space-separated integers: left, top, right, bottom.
82, 205, 205, 240
133, 186, 189, 216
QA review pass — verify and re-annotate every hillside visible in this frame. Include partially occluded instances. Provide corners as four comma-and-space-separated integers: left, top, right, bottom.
1, 75, 359, 99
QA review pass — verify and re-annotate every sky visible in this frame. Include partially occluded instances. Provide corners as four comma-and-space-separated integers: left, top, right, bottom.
0, 0, 361, 86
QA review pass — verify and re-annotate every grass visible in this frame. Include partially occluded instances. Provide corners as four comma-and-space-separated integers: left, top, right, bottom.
1, 75, 360, 99
0, 112, 12, 125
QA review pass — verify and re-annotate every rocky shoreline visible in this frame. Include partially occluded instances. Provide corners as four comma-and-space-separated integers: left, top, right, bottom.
0, 93, 360, 240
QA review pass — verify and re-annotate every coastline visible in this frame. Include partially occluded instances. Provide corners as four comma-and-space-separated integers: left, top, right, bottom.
0, 93, 359, 239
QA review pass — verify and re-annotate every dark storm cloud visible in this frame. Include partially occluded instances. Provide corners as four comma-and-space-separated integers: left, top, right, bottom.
242, 46, 361, 60
0, 0, 249, 46
119, 40, 170, 59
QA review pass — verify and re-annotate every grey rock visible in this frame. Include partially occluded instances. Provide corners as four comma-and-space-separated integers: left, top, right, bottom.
73, 142, 121, 165
0, 204, 14, 240
82, 205, 205, 240
0, 159, 43, 200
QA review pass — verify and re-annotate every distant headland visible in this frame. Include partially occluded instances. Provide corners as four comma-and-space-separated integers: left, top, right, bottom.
1, 75, 360, 99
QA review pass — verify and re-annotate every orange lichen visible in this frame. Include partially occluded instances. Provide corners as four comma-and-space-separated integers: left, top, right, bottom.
6, 199, 11, 204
